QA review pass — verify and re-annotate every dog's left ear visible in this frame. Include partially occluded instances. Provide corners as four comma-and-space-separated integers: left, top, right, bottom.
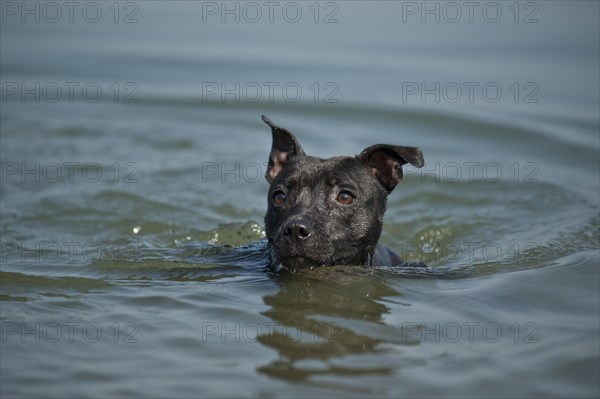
262, 115, 305, 183
358, 144, 424, 192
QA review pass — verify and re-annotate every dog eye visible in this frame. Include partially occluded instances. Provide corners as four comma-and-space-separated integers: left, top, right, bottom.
336, 191, 355, 205
272, 190, 287, 205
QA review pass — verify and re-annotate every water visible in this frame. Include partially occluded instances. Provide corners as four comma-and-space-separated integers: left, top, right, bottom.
1, 1, 599, 397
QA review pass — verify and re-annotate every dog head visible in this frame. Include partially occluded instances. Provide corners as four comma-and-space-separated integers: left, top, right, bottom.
262, 115, 424, 271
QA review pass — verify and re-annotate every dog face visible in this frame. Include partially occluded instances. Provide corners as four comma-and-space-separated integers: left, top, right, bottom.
261, 115, 424, 271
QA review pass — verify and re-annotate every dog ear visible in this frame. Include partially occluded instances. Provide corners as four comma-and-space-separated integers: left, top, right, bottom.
262, 115, 305, 183
358, 144, 424, 192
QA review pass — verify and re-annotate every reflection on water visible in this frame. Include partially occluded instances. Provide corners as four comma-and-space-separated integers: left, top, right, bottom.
258, 267, 401, 383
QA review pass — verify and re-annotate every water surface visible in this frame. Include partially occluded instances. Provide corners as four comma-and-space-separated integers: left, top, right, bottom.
1, 1, 599, 397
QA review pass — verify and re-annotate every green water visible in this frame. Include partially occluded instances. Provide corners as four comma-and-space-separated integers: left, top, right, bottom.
1, 1, 599, 398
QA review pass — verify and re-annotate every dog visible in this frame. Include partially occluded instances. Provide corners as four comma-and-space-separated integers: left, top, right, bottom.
261, 115, 424, 272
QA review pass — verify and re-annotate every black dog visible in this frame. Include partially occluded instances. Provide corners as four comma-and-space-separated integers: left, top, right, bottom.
262, 115, 424, 272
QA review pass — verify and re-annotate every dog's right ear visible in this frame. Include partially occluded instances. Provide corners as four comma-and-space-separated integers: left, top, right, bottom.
262, 115, 305, 183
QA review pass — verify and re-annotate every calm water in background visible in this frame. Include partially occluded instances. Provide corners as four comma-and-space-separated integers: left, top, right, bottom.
1, 1, 599, 397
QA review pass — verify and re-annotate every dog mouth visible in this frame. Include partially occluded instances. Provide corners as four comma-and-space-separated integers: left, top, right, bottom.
268, 235, 367, 272
273, 255, 333, 273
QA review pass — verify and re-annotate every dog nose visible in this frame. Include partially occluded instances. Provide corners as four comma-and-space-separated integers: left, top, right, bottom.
283, 220, 312, 241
